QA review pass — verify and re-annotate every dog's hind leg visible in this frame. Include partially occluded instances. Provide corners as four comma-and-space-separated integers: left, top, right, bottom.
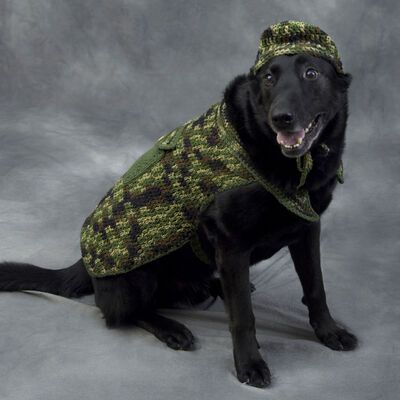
136, 314, 195, 351
93, 267, 157, 328
92, 266, 195, 350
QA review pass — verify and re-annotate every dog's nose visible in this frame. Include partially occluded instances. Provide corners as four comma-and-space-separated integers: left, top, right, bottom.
271, 112, 294, 128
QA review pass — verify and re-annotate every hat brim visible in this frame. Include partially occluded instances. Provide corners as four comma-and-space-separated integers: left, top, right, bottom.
251, 42, 343, 74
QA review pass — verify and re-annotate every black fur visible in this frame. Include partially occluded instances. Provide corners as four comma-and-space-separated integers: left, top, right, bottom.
0, 259, 92, 297
0, 54, 357, 388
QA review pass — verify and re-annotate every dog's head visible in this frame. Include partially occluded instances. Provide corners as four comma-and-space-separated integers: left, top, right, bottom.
251, 53, 352, 158
226, 21, 352, 160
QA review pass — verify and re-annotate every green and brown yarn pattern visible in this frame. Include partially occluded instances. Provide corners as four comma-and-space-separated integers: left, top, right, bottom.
80, 102, 342, 278
251, 20, 343, 74
81, 103, 255, 278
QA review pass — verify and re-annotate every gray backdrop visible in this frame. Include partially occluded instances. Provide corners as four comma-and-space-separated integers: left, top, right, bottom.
0, 0, 399, 399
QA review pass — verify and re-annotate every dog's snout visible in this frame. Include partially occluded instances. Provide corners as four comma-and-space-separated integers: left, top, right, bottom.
271, 112, 294, 128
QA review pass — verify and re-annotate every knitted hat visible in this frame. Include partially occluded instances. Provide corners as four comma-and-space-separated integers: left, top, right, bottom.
251, 20, 343, 74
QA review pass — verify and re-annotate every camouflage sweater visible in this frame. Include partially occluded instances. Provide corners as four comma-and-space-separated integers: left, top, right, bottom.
80, 102, 341, 278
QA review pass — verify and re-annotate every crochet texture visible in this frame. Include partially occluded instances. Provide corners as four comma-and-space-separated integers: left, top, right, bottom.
80, 102, 342, 278
81, 20, 346, 278
251, 20, 343, 74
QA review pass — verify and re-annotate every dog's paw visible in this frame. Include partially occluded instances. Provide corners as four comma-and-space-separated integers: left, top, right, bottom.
236, 358, 271, 388
155, 322, 195, 351
314, 323, 358, 351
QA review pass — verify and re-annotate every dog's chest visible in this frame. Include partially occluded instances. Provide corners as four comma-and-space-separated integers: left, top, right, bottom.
201, 180, 334, 261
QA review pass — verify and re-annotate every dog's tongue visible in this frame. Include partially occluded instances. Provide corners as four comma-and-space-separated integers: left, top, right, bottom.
276, 130, 305, 146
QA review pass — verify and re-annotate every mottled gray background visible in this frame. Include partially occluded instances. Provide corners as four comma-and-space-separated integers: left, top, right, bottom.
0, 0, 399, 399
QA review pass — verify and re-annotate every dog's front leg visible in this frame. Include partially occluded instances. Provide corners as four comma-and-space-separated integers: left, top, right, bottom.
289, 220, 358, 351
215, 239, 271, 388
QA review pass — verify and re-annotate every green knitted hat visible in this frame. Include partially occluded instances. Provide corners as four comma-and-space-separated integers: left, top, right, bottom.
251, 20, 343, 74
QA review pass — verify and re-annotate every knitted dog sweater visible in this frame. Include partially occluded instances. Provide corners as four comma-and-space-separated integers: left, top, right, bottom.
80, 102, 343, 278
81, 21, 346, 278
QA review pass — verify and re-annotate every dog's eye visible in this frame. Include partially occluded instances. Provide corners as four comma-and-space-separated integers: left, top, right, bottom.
304, 68, 319, 80
264, 73, 274, 86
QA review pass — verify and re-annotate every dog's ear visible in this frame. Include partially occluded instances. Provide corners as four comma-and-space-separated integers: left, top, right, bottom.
337, 72, 352, 90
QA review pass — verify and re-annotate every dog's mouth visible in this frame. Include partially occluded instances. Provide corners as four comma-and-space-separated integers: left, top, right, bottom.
274, 114, 324, 157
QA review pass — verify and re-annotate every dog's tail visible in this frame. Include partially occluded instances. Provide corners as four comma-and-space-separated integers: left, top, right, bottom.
0, 258, 93, 298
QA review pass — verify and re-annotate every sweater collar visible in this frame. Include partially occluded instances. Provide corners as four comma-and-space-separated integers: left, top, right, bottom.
215, 101, 320, 222
216, 101, 343, 190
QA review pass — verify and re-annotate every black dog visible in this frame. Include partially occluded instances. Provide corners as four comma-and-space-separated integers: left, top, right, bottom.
0, 53, 357, 388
